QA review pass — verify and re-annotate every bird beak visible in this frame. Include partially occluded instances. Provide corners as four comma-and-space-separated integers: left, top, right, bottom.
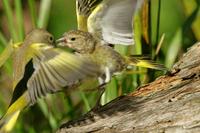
56, 37, 67, 46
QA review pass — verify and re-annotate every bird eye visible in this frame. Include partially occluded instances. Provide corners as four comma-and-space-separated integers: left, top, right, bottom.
70, 38, 76, 41
49, 36, 54, 42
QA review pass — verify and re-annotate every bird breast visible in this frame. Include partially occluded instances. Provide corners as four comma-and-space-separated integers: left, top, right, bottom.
93, 45, 126, 74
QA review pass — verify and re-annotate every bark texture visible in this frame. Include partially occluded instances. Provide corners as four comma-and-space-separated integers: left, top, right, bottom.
57, 43, 200, 133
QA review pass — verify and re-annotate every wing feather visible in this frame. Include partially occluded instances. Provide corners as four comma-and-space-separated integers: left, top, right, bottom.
88, 0, 143, 45
27, 47, 100, 104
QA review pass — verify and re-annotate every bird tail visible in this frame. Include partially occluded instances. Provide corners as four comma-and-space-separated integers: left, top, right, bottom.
0, 92, 29, 132
125, 55, 167, 70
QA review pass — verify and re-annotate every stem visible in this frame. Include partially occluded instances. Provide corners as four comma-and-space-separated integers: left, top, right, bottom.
0, 32, 7, 46
2, 0, 17, 42
79, 91, 91, 111
148, 0, 152, 46
155, 0, 161, 47
28, 0, 37, 28
37, 0, 52, 28
15, 0, 24, 41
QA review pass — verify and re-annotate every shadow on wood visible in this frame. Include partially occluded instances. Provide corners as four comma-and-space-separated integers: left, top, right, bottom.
57, 43, 200, 133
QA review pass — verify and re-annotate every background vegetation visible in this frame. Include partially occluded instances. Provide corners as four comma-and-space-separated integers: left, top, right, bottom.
0, 0, 199, 132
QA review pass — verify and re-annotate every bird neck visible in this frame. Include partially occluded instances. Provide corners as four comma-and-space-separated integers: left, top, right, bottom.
79, 38, 100, 54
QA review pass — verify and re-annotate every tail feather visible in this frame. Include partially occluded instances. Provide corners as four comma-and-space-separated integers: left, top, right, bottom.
0, 92, 29, 132
129, 55, 152, 60
126, 55, 167, 71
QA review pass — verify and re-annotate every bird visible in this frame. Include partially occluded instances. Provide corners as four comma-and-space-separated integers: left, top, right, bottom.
76, 0, 144, 45
0, 29, 100, 132
56, 30, 167, 105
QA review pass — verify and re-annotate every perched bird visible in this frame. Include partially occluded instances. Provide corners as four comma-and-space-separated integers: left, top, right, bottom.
57, 30, 166, 89
76, 0, 144, 45
0, 29, 100, 132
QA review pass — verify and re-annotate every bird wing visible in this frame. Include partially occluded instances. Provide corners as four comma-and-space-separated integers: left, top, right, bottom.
27, 43, 100, 104
76, 0, 102, 17
76, 0, 103, 31
87, 0, 143, 45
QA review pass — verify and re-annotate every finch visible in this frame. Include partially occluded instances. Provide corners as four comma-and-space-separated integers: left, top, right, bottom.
57, 30, 166, 87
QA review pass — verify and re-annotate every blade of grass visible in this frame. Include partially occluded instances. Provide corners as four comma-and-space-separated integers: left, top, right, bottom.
152, 0, 161, 59
38, 99, 49, 120
28, 0, 38, 28
148, 0, 152, 46
134, 11, 142, 54
44, 96, 58, 131
0, 31, 7, 46
155, 33, 165, 56
2, 0, 18, 42
64, 95, 76, 119
0, 39, 13, 75
165, 29, 182, 68
103, 78, 118, 104
155, 0, 161, 46
0, 34, 13, 76
79, 91, 91, 111
49, 112, 57, 130
38, 97, 57, 130
0, 40, 13, 67
182, 0, 200, 39
37, 0, 52, 28
15, 0, 24, 41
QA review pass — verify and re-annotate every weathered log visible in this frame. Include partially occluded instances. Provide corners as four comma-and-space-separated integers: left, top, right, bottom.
57, 43, 200, 133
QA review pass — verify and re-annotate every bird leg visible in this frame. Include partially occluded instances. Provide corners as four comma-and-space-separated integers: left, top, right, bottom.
104, 67, 111, 83
91, 81, 106, 111
91, 68, 111, 111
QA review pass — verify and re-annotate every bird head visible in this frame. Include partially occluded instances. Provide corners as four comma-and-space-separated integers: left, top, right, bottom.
56, 30, 96, 54
24, 29, 55, 47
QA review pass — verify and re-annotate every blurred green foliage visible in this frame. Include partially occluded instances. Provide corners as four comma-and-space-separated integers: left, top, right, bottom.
0, 0, 200, 132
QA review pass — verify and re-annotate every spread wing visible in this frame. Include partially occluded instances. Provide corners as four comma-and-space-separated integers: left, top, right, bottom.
27, 46, 100, 104
76, 0, 102, 16
87, 0, 143, 45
